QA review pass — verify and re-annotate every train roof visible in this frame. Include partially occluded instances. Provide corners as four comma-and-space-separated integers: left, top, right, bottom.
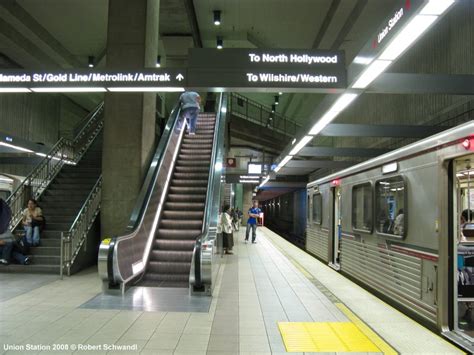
308, 120, 474, 188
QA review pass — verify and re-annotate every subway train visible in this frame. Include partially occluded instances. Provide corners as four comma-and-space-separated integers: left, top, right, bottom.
264, 121, 474, 350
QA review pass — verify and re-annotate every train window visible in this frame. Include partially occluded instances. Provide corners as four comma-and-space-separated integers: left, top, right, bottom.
312, 193, 322, 224
375, 176, 406, 238
352, 183, 372, 232
307, 194, 311, 222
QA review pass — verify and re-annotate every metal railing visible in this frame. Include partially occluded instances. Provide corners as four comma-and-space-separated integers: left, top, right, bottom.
60, 176, 102, 278
6, 103, 104, 230
229, 93, 302, 137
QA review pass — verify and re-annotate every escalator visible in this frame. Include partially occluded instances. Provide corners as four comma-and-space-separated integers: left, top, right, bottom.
137, 114, 216, 287
99, 94, 226, 294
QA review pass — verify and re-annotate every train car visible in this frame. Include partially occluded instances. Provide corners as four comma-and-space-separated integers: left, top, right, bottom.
0, 174, 14, 200
306, 121, 474, 351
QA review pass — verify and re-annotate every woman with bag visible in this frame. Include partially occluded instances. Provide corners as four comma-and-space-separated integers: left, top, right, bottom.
220, 205, 234, 255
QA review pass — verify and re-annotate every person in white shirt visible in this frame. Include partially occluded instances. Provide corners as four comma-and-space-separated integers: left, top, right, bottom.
220, 204, 234, 255
22, 199, 43, 247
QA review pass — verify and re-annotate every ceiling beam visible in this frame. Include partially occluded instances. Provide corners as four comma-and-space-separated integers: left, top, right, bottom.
330, 0, 367, 50
312, 0, 340, 49
320, 124, 445, 138
286, 160, 355, 169
183, 0, 202, 48
368, 73, 474, 95
298, 146, 389, 157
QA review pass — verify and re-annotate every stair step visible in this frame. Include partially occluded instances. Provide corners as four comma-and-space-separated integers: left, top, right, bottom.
44, 223, 71, 231
149, 250, 193, 263
42, 207, 79, 216
164, 202, 204, 211
38, 239, 60, 247
157, 229, 201, 239
40, 231, 63, 239
160, 219, 202, 229
28, 255, 60, 265
154, 239, 195, 251
29, 247, 60, 256
182, 138, 213, 144
162, 211, 203, 220
0, 264, 59, 274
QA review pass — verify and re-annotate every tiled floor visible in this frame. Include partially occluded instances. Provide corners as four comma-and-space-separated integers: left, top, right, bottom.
0, 227, 464, 354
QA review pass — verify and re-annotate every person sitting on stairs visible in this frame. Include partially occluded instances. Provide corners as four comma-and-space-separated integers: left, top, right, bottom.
22, 199, 44, 247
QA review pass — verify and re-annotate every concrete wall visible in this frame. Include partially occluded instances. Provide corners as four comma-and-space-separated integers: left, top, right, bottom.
242, 184, 254, 224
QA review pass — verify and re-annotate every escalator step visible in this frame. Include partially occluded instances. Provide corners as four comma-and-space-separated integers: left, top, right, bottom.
150, 250, 193, 262
167, 194, 206, 202
184, 134, 214, 140
154, 239, 196, 250
178, 154, 211, 161
180, 144, 212, 150
162, 211, 203, 220
164, 202, 205, 211
168, 186, 207, 194
173, 172, 209, 179
175, 166, 209, 173
171, 179, 208, 187
176, 160, 211, 166
148, 261, 191, 274
157, 229, 201, 239
179, 149, 212, 156
160, 219, 202, 229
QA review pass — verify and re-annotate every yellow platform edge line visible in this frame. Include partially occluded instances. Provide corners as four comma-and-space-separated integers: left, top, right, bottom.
335, 303, 398, 355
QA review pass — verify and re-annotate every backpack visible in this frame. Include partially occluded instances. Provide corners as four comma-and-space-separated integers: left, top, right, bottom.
0, 199, 12, 234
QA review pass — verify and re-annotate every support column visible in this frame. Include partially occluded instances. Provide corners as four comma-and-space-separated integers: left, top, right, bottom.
242, 185, 254, 224
101, 0, 160, 237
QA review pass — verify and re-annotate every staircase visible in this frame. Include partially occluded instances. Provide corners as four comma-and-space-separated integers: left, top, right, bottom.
138, 113, 216, 287
3, 135, 102, 273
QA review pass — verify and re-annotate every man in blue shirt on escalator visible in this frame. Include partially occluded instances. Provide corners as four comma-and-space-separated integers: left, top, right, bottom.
245, 200, 261, 244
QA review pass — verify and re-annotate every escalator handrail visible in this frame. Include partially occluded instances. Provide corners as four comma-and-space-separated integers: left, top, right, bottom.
106, 101, 182, 285
193, 93, 226, 288
127, 102, 181, 231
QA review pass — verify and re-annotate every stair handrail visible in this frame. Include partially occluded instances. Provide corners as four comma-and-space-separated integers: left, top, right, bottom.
229, 92, 302, 137
60, 176, 102, 278
191, 93, 227, 292
5, 103, 104, 230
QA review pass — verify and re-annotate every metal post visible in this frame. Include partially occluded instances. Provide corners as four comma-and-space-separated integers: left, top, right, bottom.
60, 232, 64, 279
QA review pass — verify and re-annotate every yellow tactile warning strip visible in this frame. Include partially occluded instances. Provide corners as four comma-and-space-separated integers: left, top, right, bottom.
336, 303, 398, 355
278, 321, 382, 352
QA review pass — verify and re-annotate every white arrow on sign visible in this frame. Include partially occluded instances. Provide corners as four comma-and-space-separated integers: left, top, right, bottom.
176, 73, 184, 81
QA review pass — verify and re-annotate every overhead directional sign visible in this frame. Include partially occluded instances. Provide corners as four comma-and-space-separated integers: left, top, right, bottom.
0, 49, 347, 92
188, 49, 346, 91
0, 69, 187, 92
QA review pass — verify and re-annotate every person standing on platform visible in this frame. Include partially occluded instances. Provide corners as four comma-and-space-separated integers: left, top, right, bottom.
179, 91, 201, 135
245, 200, 261, 244
221, 204, 234, 254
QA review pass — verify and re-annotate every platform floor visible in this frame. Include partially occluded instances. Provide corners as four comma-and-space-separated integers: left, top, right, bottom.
0, 227, 464, 354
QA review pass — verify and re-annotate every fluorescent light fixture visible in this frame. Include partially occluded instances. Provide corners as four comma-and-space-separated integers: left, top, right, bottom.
216, 37, 223, 49
215, 162, 223, 171
248, 163, 262, 174
379, 15, 437, 60
420, 0, 455, 15
239, 180, 260, 184
309, 110, 340, 135
35, 152, 47, 157
259, 175, 270, 188
88, 56, 95, 68
0, 141, 34, 153
278, 92, 283, 95
353, 56, 374, 65
291, 138, 296, 145
31, 87, 107, 93
108, 87, 185, 92
0, 176, 13, 183
382, 162, 398, 174
221, 106, 227, 113
156, 55, 161, 68
289, 136, 312, 155
274, 155, 292, 172
331, 93, 358, 112
0, 88, 31, 93
352, 60, 392, 89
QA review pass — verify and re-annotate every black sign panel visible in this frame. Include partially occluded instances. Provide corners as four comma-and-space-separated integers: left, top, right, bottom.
0, 69, 186, 90
188, 49, 346, 90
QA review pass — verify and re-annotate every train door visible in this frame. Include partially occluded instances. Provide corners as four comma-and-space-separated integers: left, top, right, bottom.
330, 186, 342, 268
453, 154, 474, 343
